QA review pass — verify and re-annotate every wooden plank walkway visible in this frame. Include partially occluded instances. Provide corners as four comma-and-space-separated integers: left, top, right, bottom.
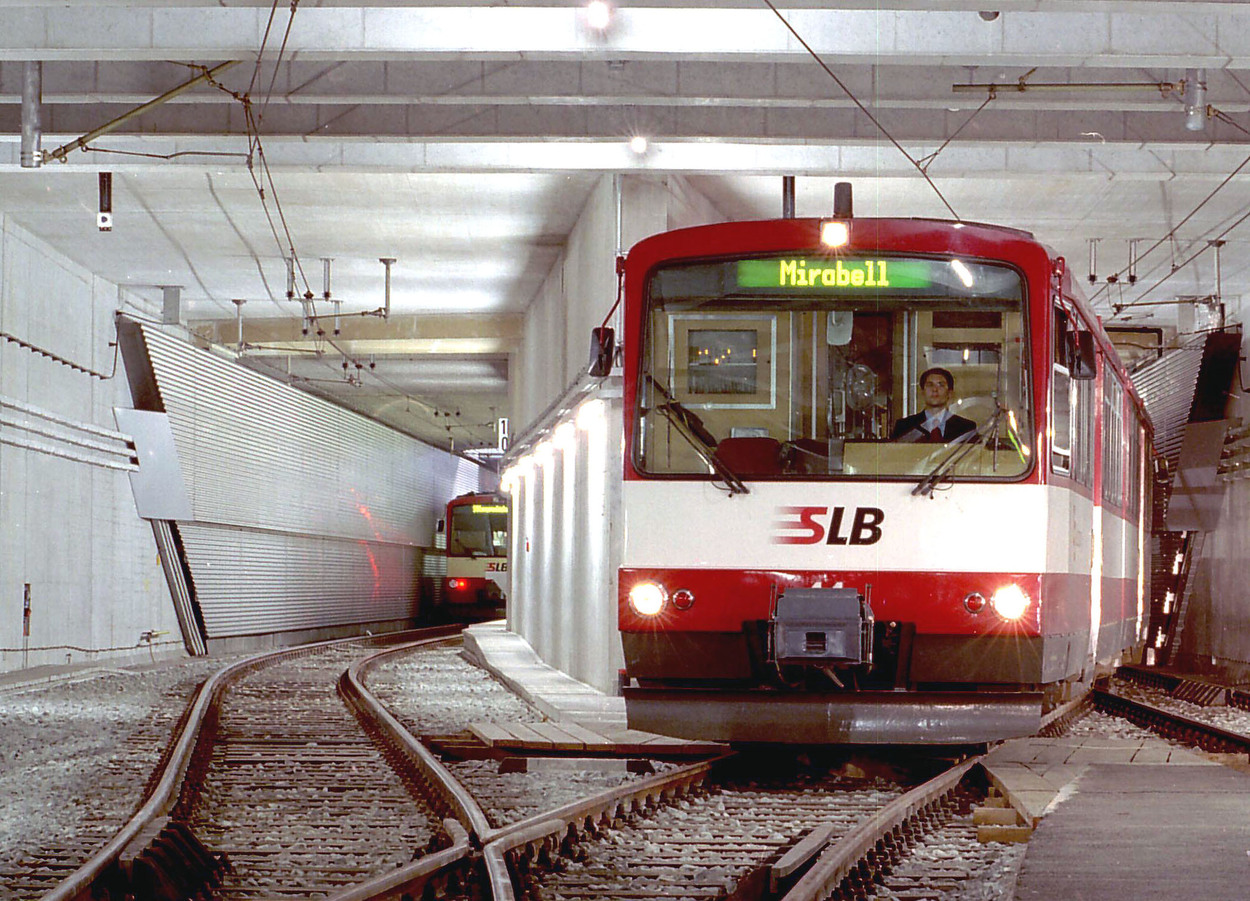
469, 720, 724, 756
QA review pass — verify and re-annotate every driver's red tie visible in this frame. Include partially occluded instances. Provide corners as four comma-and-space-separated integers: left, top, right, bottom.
930, 427, 943, 441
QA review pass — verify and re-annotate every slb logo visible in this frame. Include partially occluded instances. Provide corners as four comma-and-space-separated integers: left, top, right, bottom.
772, 506, 885, 546
486, 562, 508, 572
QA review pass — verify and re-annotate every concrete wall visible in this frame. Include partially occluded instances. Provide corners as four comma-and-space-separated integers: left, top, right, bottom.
511, 174, 721, 434
507, 174, 725, 693
0, 216, 176, 673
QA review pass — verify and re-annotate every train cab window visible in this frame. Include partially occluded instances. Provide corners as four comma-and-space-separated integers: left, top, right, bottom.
636, 254, 1033, 481
448, 503, 508, 557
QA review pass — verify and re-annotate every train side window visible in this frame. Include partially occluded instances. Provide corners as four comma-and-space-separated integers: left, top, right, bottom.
1072, 377, 1095, 487
1127, 421, 1142, 517
1051, 364, 1072, 475
1101, 375, 1125, 506
1050, 308, 1073, 475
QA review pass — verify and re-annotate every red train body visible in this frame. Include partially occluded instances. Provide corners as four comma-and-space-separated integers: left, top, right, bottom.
615, 209, 1151, 744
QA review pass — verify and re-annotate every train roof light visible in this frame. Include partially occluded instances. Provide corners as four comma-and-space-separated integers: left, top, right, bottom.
990, 584, 1030, 621
628, 582, 667, 617
820, 220, 850, 248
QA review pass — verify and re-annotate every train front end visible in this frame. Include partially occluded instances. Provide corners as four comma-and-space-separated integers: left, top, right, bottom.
618, 216, 1063, 745
444, 493, 509, 617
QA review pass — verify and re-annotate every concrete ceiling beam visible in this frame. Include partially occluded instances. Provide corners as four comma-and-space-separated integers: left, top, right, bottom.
6, 134, 1250, 178
189, 311, 524, 352
1, 7, 1247, 68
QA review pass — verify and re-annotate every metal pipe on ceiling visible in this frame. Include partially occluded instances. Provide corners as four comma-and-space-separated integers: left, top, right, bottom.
380, 258, 396, 320
42, 60, 238, 164
20, 62, 42, 169
952, 80, 1180, 94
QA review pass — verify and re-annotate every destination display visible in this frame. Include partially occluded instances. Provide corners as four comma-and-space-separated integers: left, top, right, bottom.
736, 257, 936, 291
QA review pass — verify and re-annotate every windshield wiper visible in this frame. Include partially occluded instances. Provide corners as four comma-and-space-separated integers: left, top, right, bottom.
912, 405, 1005, 498
646, 375, 749, 495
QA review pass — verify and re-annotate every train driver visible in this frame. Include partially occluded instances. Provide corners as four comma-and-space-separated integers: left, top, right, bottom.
889, 367, 977, 442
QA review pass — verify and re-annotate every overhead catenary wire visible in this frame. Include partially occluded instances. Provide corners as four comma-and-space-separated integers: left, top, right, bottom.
1096, 105, 1250, 315
762, 0, 962, 220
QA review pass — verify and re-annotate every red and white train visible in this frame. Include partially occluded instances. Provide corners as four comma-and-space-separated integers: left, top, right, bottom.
614, 187, 1151, 744
443, 492, 508, 617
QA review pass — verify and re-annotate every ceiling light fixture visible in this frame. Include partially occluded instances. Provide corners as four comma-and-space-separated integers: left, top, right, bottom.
586, 1, 612, 31
629, 135, 649, 155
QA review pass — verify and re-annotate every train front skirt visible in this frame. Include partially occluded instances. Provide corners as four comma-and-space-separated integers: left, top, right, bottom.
623, 687, 1044, 745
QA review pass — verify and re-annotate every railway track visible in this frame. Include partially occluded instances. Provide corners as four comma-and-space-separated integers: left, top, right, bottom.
32, 629, 471, 901
39, 636, 1250, 901
1095, 667, 1250, 757
178, 642, 449, 900
356, 639, 1014, 901
0, 661, 226, 900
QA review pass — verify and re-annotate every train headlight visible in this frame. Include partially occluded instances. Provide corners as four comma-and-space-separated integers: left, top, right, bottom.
820, 220, 850, 248
628, 582, 667, 616
990, 584, 1029, 621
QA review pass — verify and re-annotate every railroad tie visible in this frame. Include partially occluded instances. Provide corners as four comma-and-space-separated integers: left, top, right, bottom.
972, 790, 1033, 844
120, 819, 230, 901
1170, 679, 1228, 707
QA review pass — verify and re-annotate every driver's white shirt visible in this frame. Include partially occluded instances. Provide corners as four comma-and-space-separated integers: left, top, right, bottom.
921, 408, 951, 433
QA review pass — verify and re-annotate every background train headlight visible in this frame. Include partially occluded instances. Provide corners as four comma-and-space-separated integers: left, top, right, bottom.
628, 582, 667, 616
990, 584, 1029, 620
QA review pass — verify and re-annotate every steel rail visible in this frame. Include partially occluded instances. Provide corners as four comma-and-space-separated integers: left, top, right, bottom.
340, 637, 495, 840
780, 756, 983, 901
480, 755, 725, 901
343, 635, 729, 901
39, 627, 457, 901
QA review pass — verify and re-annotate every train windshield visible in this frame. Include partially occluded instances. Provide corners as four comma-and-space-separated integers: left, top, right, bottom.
636, 254, 1033, 481
448, 502, 508, 557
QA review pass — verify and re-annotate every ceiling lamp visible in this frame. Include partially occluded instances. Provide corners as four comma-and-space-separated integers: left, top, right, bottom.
586, 1, 611, 31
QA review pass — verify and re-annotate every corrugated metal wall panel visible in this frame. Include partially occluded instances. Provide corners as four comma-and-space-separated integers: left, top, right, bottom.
180, 524, 419, 636
1131, 336, 1205, 469
141, 326, 434, 540
133, 323, 485, 639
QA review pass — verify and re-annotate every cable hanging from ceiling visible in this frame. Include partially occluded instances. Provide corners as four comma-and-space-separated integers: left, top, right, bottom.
1098, 105, 1250, 319
761, 0, 964, 219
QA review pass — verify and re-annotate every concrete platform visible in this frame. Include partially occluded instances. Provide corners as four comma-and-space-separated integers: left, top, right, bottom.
982, 736, 1250, 900
984, 735, 1215, 826
1013, 762, 1250, 900
462, 621, 628, 728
